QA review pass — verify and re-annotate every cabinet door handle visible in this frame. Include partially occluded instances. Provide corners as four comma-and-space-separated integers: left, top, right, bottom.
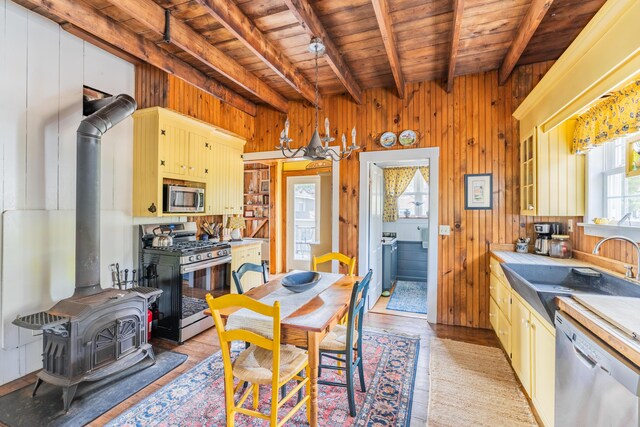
528, 205, 535, 210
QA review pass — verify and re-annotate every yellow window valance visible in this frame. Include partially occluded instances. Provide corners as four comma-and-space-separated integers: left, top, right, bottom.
573, 80, 640, 153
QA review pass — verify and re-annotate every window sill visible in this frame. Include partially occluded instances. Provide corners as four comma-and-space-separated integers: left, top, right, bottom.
578, 222, 640, 241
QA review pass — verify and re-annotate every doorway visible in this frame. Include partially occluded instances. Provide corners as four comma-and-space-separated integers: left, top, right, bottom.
358, 148, 439, 324
286, 175, 320, 271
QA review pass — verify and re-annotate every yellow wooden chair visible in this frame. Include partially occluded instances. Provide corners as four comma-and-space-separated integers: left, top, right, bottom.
206, 293, 310, 427
312, 252, 356, 327
312, 252, 356, 276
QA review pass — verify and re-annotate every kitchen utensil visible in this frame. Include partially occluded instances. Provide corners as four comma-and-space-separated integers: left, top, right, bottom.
124, 269, 129, 286
132, 269, 137, 286
152, 226, 174, 247
115, 263, 121, 288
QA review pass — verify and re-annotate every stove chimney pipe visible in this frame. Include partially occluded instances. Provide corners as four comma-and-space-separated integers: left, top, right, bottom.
74, 94, 137, 297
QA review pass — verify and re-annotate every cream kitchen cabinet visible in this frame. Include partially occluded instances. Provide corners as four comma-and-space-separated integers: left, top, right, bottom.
229, 243, 262, 293
520, 120, 585, 216
207, 132, 244, 215
490, 255, 556, 426
132, 107, 245, 217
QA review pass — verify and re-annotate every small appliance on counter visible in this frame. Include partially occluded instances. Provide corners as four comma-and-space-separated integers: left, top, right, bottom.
534, 222, 562, 255
549, 234, 572, 259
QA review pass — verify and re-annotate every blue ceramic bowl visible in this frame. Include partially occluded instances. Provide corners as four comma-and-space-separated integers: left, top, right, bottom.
281, 272, 321, 293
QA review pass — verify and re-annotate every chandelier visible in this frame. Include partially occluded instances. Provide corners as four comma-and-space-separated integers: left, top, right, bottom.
276, 37, 360, 161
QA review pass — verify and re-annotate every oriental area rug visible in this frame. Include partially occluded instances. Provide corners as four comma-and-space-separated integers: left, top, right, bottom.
108, 329, 420, 426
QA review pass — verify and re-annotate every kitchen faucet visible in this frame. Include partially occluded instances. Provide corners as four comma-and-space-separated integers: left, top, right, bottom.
592, 235, 640, 281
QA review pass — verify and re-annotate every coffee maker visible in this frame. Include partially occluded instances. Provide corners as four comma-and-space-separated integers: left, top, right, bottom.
534, 222, 562, 255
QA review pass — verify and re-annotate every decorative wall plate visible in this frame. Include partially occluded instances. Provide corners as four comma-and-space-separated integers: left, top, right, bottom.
380, 132, 397, 147
399, 130, 417, 146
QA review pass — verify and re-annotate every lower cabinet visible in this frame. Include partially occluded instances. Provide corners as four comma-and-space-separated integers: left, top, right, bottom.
490, 256, 555, 426
230, 244, 262, 293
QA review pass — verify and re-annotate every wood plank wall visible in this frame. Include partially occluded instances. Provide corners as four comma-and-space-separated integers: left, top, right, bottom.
135, 60, 625, 328
251, 62, 562, 328
135, 63, 255, 141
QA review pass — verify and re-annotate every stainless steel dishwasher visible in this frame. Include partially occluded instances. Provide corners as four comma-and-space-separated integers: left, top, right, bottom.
555, 312, 640, 426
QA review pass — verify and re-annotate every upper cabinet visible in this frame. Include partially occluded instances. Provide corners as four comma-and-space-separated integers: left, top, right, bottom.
519, 120, 585, 216
133, 107, 245, 217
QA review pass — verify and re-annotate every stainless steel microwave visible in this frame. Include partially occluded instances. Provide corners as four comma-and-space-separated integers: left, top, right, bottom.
163, 185, 205, 213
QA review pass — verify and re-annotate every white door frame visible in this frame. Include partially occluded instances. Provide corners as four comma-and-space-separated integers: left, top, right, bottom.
358, 148, 440, 323
243, 149, 340, 273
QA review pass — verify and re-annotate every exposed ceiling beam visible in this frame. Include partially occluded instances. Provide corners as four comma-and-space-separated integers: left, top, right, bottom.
104, 0, 288, 112
283, 0, 363, 104
21, 0, 256, 116
446, 0, 464, 93
498, 0, 554, 85
371, 0, 405, 98
193, 0, 320, 108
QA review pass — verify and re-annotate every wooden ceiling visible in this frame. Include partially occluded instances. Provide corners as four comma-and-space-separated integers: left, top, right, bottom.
16, 0, 606, 115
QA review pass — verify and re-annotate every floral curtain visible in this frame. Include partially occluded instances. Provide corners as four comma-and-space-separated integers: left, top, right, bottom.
419, 166, 430, 183
383, 167, 417, 222
573, 80, 640, 153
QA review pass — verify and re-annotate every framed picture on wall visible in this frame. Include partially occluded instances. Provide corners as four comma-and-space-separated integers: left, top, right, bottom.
464, 173, 493, 210
626, 139, 640, 177
260, 180, 270, 193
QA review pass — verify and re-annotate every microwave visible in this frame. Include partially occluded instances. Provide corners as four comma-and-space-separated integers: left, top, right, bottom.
163, 185, 205, 213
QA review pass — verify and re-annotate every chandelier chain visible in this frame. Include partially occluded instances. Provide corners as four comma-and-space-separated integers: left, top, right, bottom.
314, 48, 319, 131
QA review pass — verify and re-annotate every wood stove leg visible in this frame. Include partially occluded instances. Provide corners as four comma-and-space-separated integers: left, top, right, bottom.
32, 378, 43, 397
62, 384, 78, 412
148, 347, 157, 365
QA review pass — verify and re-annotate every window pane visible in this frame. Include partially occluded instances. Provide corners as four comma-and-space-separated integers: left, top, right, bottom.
607, 198, 624, 220
293, 183, 316, 260
607, 173, 624, 197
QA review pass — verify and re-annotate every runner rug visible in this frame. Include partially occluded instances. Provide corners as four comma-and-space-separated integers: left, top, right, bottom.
107, 329, 420, 426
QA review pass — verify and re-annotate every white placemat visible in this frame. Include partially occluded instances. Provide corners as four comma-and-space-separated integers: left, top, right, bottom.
226, 271, 344, 338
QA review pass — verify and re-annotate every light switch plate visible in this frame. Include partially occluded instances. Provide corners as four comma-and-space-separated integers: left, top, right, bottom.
567, 219, 574, 233
439, 225, 451, 236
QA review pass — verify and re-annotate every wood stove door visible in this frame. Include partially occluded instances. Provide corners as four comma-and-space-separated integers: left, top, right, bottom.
92, 316, 140, 368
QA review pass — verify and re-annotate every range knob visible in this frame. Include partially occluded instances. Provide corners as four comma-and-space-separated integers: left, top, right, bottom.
196, 255, 202, 261
207, 252, 213, 258
188, 256, 195, 262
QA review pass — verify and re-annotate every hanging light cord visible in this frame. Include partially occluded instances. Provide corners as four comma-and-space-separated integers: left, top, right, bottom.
314, 48, 319, 131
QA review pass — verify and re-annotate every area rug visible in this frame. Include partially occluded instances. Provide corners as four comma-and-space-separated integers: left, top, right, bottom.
0, 350, 187, 427
387, 281, 428, 314
427, 338, 537, 427
106, 329, 420, 426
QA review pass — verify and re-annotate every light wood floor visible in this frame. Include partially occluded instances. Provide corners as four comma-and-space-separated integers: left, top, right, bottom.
0, 311, 498, 426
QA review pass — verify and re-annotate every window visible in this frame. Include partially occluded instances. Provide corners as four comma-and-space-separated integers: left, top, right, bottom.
587, 132, 640, 227
397, 171, 429, 219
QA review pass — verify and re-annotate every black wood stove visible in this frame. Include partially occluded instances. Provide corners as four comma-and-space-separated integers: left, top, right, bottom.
12, 94, 161, 411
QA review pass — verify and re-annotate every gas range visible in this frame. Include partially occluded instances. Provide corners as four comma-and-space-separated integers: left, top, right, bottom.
140, 222, 231, 267
143, 241, 231, 266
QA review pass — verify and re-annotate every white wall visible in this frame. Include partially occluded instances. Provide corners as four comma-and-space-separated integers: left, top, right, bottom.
382, 220, 428, 242
0, 1, 136, 384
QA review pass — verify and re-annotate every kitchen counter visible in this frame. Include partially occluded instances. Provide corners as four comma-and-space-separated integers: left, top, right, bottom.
227, 239, 262, 248
557, 296, 640, 367
490, 250, 586, 265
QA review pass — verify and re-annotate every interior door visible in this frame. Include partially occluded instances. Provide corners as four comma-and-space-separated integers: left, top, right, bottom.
368, 164, 383, 309
286, 175, 320, 271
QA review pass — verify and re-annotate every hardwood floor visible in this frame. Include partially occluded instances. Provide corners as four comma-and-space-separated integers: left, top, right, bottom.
0, 311, 498, 426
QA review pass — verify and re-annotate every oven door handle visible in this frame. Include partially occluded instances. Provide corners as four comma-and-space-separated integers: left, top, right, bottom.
180, 256, 232, 274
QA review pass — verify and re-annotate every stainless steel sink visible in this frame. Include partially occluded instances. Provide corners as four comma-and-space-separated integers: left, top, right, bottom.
501, 264, 640, 325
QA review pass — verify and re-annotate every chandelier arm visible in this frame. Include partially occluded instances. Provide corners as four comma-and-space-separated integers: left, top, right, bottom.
323, 148, 347, 161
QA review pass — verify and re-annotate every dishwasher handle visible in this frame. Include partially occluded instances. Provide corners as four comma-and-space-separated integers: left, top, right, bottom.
572, 342, 598, 369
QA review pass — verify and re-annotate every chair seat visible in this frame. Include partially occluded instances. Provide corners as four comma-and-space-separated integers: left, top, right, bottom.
233, 344, 308, 385
320, 324, 358, 351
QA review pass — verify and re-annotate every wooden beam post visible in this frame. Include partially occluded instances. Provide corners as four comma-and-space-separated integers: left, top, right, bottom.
21, 0, 256, 116
371, 0, 405, 98
446, 0, 464, 93
498, 0, 554, 85
103, 0, 288, 112
283, 0, 363, 105
193, 0, 320, 108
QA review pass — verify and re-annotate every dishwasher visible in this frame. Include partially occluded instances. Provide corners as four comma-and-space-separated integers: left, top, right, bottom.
555, 312, 640, 426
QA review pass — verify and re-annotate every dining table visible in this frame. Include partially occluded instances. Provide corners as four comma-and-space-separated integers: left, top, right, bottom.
206, 272, 360, 427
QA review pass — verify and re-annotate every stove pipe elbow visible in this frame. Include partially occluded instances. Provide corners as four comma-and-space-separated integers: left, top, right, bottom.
75, 94, 137, 298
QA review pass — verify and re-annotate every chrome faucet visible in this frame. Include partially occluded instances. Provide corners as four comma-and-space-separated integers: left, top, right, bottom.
592, 235, 640, 282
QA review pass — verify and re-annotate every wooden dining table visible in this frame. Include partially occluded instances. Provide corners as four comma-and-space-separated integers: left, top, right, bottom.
206, 273, 359, 427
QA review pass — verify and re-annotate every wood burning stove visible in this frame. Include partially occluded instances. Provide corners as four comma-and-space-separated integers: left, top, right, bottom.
12, 94, 162, 411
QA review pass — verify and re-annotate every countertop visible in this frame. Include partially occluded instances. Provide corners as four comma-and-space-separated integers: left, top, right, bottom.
227, 239, 263, 248
490, 250, 586, 266
557, 296, 640, 367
